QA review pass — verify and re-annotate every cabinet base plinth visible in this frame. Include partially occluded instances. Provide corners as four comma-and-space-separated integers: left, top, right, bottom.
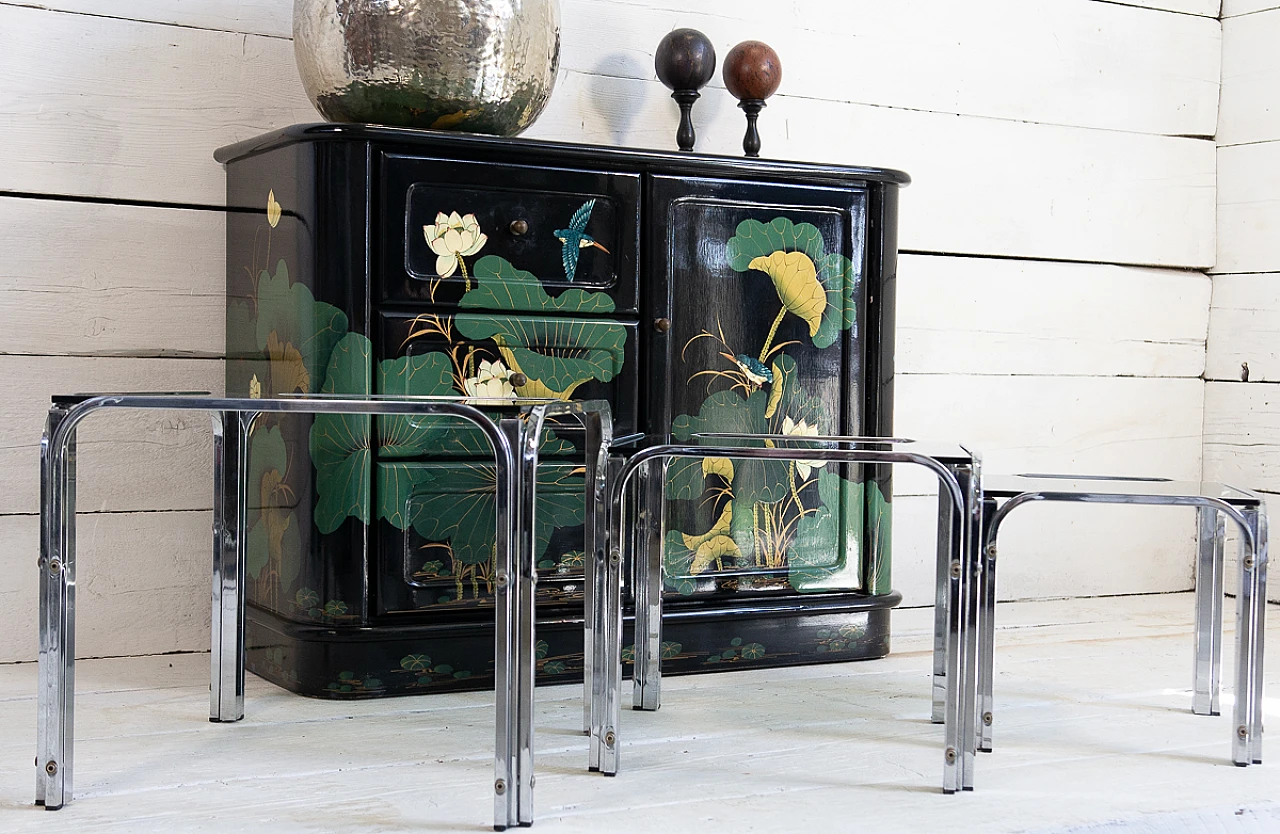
245, 591, 901, 699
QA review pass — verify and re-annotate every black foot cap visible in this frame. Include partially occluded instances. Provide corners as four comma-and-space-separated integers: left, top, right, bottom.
963, 786, 973, 791
980, 746, 992, 753
944, 789, 956, 795
1236, 761, 1249, 768
520, 822, 533, 828
589, 766, 599, 772
495, 826, 506, 831
604, 771, 617, 777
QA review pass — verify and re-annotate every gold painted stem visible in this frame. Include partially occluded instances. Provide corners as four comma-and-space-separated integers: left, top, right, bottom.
758, 306, 787, 363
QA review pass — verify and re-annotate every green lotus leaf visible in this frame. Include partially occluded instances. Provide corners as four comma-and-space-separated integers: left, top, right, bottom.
662, 529, 697, 594
310, 333, 372, 534
406, 463, 584, 567
456, 315, 627, 394
671, 388, 789, 505
812, 252, 859, 350
790, 468, 863, 592
867, 479, 893, 594
726, 218, 826, 270
690, 534, 740, 574
401, 654, 432, 672
660, 641, 683, 659
740, 642, 767, 660
255, 259, 349, 390
460, 255, 617, 314
377, 350, 484, 458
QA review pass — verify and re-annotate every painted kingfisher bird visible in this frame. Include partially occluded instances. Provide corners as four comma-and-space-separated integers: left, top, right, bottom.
555, 199, 610, 282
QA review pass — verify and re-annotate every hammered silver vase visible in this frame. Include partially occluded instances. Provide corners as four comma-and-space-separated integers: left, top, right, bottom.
293, 0, 561, 136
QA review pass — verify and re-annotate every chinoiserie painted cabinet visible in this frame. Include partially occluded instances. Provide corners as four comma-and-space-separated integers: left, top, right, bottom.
217, 124, 908, 698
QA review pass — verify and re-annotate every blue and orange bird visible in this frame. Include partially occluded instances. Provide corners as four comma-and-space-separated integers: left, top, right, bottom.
555, 199, 610, 282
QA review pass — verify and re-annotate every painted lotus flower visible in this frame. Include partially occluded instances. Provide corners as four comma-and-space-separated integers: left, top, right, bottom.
424, 211, 487, 279
782, 415, 826, 480
463, 358, 516, 400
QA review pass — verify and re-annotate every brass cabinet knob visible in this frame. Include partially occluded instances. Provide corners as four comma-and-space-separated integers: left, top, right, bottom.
509, 219, 529, 236
510, 372, 528, 387
653, 317, 672, 333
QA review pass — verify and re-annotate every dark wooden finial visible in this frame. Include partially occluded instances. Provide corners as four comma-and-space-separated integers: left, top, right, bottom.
723, 40, 782, 158
655, 28, 716, 152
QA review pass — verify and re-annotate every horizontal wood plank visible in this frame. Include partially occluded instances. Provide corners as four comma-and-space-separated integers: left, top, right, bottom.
560, 0, 1220, 137
1203, 380, 1280, 490
897, 256, 1209, 377
0, 511, 212, 663
890, 374, 1204, 496
0, 356, 223, 516
529, 72, 1217, 267
890, 494, 1195, 607
0, 0, 292, 37
1206, 273, 1280, 381
1221, 0, 1280, 15
0, 3, 317, 206
1215, 140, 1280, 274
1218, 10, 1280, 146
1118, 0, 1222, 14
0, 197, 225, 358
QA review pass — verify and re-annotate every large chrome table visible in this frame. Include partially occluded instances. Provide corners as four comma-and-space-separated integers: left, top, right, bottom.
35, 393, 611, 830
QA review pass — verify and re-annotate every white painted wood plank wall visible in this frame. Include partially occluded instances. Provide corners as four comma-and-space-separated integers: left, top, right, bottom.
1207, 1, 1280, 601
0, 0, 1222, 661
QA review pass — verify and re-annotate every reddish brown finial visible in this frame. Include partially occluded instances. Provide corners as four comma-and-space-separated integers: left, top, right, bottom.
723, 41, 782, 158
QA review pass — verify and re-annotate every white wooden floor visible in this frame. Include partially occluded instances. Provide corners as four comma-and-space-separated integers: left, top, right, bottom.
1, 594, 1278, 833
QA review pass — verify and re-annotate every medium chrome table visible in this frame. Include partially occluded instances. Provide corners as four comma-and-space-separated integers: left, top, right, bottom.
36, 393, 611, 830
587, 435, 984, 793
978, 474, 1268, 765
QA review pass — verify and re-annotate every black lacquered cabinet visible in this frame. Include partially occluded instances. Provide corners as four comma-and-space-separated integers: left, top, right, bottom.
217, 124, 907, 698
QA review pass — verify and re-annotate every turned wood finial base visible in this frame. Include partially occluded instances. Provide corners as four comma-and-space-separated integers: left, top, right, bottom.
739, 99, 765, 158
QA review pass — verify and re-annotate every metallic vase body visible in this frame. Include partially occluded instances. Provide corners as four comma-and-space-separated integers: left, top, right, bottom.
293, 0, 561, 136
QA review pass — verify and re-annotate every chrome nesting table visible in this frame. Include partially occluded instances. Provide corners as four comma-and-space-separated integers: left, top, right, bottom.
587, 435, 985, 793
35, 393, 611, 830
975, 475, 1268, 766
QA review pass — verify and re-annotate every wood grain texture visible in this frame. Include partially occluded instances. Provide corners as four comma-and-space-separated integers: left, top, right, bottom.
0, 3, 317, 206
0, 356, 223, 516
1203, 381, 1280, 491
0, 197, 225, 358
1215, 140, 1280, 275
530, 72, 1217, 268
1218, 9, 1280, 146
1206, 273, 1280, 382
559, 0, 1221, 137
1119, 0, 1222, 14
897, 255, 1210, 377
891, 374, 1204, 496
0, 511, 212, 663
0, 0, 293, 36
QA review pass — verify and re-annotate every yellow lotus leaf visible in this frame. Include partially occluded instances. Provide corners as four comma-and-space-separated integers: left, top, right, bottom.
702, 456, 734, 482
266, 331, 310, 394
681, 502, 732, 551
690, 535, 741, 574
749, 251, 825, 337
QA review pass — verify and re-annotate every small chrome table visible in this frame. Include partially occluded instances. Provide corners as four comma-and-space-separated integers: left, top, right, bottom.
977, 474, 1268, 765
587, 435, 984, 794
35, 393, 612, 830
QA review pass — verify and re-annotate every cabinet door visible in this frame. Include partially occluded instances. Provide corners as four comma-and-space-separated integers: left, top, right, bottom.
377, 153, 640, 314
647, 174, 885, 600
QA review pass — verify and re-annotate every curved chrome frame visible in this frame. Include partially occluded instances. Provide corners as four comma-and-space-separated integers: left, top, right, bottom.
587, 437, 983, 793
35, 393, 611, 831
980, 481, 1268, 766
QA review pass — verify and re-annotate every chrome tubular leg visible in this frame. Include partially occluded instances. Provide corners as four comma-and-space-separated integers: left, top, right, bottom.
941, 468, 967, 794
1192, 507, 1224, 716
634, 458, 666, 712
958, 460, 982, 790
210, 411, 249, 722
1232, 508, 1260, 767
515, 418, 540, 826
932, 486, 954, 726
597, 456, 624, 776
493, 419, 520, 831
591, 458, 625, 771
1246, 508, 1267, 764
37, 405, 75, 809
977, 495, 997, 753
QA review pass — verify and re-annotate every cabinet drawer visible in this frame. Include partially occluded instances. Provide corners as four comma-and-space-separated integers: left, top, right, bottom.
377, 153, 640, 313
375, 311, 639, 456
375, 460, 586, 615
